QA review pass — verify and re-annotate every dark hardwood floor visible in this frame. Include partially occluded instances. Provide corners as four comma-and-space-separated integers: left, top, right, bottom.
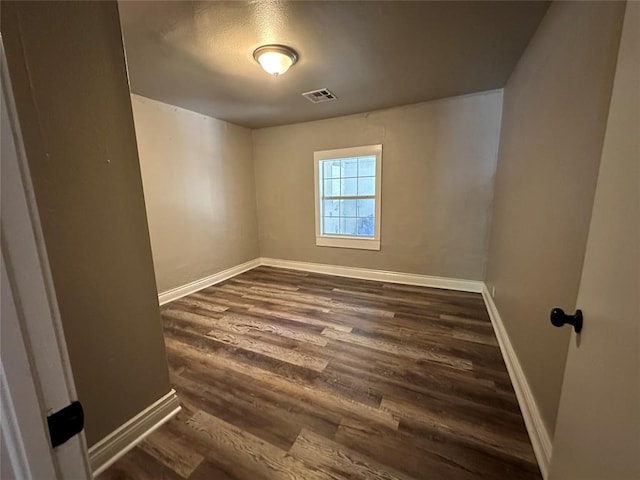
98, 266, 541, 480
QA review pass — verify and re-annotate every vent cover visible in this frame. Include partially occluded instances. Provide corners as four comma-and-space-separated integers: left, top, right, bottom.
302, 88, 337, 104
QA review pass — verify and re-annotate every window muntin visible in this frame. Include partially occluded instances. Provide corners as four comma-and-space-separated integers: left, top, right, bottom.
314, 145, 382, 250
319, 156, 376, 237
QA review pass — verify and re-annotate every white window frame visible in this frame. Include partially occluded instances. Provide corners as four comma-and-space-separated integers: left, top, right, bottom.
314, 144, 382, 250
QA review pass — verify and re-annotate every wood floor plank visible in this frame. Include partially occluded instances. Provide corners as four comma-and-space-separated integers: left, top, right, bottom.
97, 447, 183, 480
196, 290, 257, 309
172, 297, 229, 313
161, 308, 224, 333
381, 397, 536, 463
98, 266, 541, 480
348, 317, 498, 347
137, 425, 205, 479
213, 312, 329, 347
186, 410, 332, 480
165, 329, 323, 386
318, 354, 522, 419
334, 414, 540, 480
164, 334, 397, 430
230, 278, 301, 291
288, 428, 414, 480
195, 342, 400, 430
216, 284, 334, 314
321, 327, 473, 371
166, 344, 341, 442
248, 305, 353, 332
204, 327, 329, 372
313, 363, 383, 407
187, 460, 237, 480
332, 417, 483, 480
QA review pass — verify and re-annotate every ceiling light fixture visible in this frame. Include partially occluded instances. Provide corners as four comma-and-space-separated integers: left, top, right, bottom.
253, 44, 298, 76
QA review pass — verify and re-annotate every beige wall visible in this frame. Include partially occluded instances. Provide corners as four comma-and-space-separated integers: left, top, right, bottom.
2, 2, 171, 446
253, 91, 503, 280
131, 95, 260, 293
485, 1, 625, 436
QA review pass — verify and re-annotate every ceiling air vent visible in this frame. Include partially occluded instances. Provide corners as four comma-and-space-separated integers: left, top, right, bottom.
302, 88, 337, 104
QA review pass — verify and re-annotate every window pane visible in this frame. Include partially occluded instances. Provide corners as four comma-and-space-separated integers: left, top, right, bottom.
324, 179, 340, 197
357, 176, 375, 195
358, 156, 376, 177
340, 199, 357, 217
323, 216, 340, 235
357, 198, 375, 217
357, 216, 375, 236
341, 217, 357, 235
322, 160, 341, 179
341, 178, 357, 196
323, 199, 340, 217
342, 158, 358, 177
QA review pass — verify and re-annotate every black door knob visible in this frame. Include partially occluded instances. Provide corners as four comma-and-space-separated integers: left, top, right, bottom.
550, 308, 583, 333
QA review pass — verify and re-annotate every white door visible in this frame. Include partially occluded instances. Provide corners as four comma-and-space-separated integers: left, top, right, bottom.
548, 3, 639, 479
1, 38, 92, 479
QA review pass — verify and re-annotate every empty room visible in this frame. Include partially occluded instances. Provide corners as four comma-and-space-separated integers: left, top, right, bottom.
1, 1, 637, 480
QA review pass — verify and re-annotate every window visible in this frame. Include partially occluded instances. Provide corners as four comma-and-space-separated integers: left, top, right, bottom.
314, 144, 382, 250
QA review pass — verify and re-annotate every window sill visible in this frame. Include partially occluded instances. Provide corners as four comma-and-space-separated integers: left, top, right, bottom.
316, 236, 380, 251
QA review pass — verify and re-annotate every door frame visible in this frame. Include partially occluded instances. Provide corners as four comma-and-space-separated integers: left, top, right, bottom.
1, 36, 92, 479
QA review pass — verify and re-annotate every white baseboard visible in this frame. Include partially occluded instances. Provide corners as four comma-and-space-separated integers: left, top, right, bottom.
259, 257, 483, 293
158, 258, 262, 305
481, 285, 552, 478
156, 257, 482, 305
88, 389, 181, 477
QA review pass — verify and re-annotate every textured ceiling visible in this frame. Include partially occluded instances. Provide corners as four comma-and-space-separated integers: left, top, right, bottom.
118, 1, 549, 128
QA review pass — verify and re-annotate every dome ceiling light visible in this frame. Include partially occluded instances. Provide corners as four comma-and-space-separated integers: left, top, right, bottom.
253, 44, 298, 76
